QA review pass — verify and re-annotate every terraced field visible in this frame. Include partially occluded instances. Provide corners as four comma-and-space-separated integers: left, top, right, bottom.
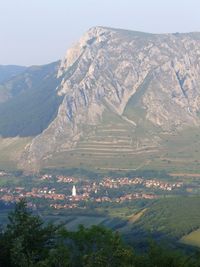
2, 100, 200, 174
45, 110, 160, 171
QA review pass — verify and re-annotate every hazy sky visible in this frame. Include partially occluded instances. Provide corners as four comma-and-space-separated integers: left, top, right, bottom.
0, 0, 200, 66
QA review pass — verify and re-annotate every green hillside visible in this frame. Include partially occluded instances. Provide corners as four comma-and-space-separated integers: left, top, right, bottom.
0, 61, 63, 137
128, 197, 200, 241
0, 137, 31, 170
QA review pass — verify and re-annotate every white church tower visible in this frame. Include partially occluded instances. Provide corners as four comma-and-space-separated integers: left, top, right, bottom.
72, 185, 77, 197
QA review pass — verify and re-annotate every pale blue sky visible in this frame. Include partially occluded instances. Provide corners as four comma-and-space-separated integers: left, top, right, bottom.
0, 0, 200, 66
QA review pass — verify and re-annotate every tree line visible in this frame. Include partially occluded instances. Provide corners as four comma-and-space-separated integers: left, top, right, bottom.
0, 199, 200, 267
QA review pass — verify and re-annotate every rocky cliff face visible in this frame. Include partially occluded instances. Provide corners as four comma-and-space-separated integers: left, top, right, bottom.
21, 27, 200, 170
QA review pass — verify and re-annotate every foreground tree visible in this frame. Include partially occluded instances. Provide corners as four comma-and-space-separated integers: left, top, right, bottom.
63, 225, 134, 267
0, 199, 57, 267
0, 200, 134, 267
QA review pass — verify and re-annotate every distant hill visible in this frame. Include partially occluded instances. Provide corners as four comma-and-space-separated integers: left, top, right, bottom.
0, 65, 26, 84
0, 61, 62, 137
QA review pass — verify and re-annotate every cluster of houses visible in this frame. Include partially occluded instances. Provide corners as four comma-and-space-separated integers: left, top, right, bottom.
0, 174, 183, 210
94, 193, 157, 203
50, 203, 78, 209
0, 171, 8, 177
40, 174, 78, 184
56, 175, 78, 183
0, 183, 157, 208
39, 174, 183, 192
144, 179, 182, 191
100, 176, 182, 191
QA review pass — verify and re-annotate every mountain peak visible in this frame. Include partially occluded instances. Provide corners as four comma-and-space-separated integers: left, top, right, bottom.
57, 26, 112, 78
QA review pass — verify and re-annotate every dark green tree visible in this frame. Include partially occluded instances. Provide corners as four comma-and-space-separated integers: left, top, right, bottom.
0, 199, 57, 267
63, 225, 135, 267
1, 199, 200, 267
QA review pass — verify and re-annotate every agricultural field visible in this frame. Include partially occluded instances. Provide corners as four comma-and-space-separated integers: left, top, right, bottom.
131, 197, 200, 240
38, 197, 200, 247
42, 112, 200, 174
1, 104, 200, 175
181, 229, 200, 248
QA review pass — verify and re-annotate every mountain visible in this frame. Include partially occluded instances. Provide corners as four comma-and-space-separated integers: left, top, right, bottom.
0, 65, 27, 102
0, 65, 27, 84
0, 61, 62, 137
1, 27, 200, 172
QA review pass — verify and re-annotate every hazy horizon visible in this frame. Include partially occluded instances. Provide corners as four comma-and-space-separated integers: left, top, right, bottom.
1, 0, 200, 66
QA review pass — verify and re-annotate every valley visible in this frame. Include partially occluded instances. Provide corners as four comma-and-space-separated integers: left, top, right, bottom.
1, 169, 200, 249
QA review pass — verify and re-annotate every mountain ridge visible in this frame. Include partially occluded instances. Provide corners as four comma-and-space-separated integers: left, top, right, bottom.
0, 61, 62, 137
0, 65, 27, 84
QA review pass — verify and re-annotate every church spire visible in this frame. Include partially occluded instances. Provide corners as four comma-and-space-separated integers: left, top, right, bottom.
72, 185, 76, 197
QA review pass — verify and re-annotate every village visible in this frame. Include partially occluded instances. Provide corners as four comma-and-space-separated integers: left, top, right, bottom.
0, 173, 184, 210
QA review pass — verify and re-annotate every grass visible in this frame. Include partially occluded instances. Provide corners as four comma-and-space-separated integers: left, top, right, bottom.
123, 71, 151, 118
64, 216, 107, 231
132, 197, 200, 240
181, 229, 200, 248
0, 137, 31, 171
128, 209, 147, 223
42, 213, 126, 231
